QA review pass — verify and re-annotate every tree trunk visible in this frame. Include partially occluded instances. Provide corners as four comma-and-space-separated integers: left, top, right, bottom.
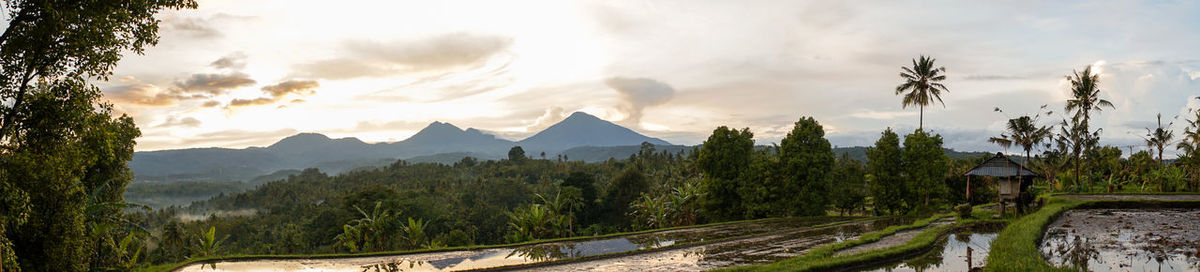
919, 104, 924, 130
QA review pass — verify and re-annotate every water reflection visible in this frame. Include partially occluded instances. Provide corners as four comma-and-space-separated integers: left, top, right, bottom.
1040, 209, 1200, 272
860, 232, 998, 272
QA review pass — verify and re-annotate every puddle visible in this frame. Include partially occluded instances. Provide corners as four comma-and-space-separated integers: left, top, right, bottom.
1040, 208, 1200, 272
858, 230, 998, 272
176, 216, 855, 271
525, 217, 919, 271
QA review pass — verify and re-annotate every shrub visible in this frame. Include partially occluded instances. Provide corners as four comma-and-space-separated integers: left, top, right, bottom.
954, 204, 972, 218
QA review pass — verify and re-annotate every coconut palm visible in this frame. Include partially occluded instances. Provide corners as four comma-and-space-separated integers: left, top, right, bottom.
1064, 66, 1115, 127
896, 55, 950, 130
1143, 113, 1175, 165
997, 116, 1054, 166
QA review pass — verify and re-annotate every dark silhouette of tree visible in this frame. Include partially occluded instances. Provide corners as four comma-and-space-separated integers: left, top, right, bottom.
1143, 113, 1175, 165
697, 126, 754, 221
508, 146, 527, 162
777, 117, 835, 216
902, 129, 948, 207
867, 128, 905, 215
896, 55, 949, 130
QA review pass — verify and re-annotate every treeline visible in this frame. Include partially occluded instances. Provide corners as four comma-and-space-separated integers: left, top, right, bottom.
131, 117, 998, 267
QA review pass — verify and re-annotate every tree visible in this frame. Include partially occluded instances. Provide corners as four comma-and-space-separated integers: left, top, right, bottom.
1062, 65, 1114, 185
0, 1, 197, 270
896, 55, 950, 130
830, 153, 867, 216
777, 117, 835, 216
508, 146, 527, 162
697, 126, 754, 221
1143, 113, 1175, 165
902, 129, 949, 208
867, 128, 905, 215
1178, 108, 1200, 159
602, 167, 649, 227
333, 202, 396, 253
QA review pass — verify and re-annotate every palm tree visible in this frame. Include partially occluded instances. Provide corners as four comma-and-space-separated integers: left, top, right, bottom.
896, 55, 950, 130
1178, 108, 1200, 158
1064, 66, 1115, 127
992, 115, 1053, 197
1062, 65, 1113, 187
1143, 113, 1175, 164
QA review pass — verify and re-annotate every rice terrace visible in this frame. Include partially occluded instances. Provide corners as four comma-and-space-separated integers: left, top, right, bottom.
0, 1, 1197, 272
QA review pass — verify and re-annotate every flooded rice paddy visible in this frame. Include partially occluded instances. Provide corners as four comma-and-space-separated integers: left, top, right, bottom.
857, 225, 1002, 272
177, 216, 864, 272
1041, 208, 1200, 272
523, 217, 917, 271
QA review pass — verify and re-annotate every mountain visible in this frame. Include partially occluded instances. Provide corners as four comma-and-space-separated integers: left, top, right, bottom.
387, 121, 514, 156
130, 112, 671, 182
517, 112, 671, 154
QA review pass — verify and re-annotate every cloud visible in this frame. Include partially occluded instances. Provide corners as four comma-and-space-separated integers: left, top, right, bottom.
228, 79, 320, 108
347, 33, 512, 69
173, 72, 256, 95
525, 107, 569, 132
168, 17, 221, 38
605, 77, 675, 125
156, 116, 202, 128
211, 52, 248, 70
296, 33, 511, 79
105, 83, 181, 106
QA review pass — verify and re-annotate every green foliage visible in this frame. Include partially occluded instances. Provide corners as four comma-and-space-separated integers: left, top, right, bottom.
867, 128, 906, 215
902, 129, 949, 208
630, 180, 703, 230
777, 117, 836, 216
602, 167, 649, 226
508, 146, 527, 162
985, 198, 1081, 272
830, 154, 867, 216
399, 218, 431, 249
333, 202, 396, 253
698, 126, 754, 221
954, 204, 972, 218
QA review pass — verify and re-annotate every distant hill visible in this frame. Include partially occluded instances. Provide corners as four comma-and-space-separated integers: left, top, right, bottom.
130, 112, 672, 182
832, 146, 992, 162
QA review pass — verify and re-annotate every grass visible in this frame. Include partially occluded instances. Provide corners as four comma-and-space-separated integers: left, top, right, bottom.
982, 197, 1082, 272
138, 215, 868, 272
983, 195, 1200, 272
718, 213, 975, 272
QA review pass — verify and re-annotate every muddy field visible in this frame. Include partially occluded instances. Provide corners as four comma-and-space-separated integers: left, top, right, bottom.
1056, 194, 1200, 201
1041, 208, 1200, 271
175, 216, 858, 272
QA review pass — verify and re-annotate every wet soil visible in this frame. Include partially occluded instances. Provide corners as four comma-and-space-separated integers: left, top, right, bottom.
175, 216, 857, 272
522, 217, 918, 272
1041, 208, 1200, 271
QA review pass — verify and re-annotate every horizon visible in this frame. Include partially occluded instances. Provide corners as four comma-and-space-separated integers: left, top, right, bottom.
104, 0, 1200, 158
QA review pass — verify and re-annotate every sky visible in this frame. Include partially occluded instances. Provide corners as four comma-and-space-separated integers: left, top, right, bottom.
100, 0, 1200, 157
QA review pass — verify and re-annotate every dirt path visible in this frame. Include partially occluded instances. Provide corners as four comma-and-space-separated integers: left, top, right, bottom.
834, 217, 955, 257
1055, 194, 1200, 201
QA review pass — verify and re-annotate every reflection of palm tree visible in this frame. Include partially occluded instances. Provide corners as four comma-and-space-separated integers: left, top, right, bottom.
896, 55, 950, 130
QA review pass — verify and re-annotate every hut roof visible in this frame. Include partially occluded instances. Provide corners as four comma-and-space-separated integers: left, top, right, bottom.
964, 152, 1040, 177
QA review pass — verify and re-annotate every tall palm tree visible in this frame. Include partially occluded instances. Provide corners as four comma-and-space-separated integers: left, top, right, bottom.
896, 55, 950, 130
1064, 66, 1115, 127
1143, 113, 1175, 165
1062, 65, 1113, 187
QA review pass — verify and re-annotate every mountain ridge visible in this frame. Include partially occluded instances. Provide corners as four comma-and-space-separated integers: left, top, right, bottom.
130, 112, 671, 182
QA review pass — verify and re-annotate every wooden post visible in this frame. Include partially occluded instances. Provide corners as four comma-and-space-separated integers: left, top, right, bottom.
967, 246, 974, 269
966, 175, 972, 202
